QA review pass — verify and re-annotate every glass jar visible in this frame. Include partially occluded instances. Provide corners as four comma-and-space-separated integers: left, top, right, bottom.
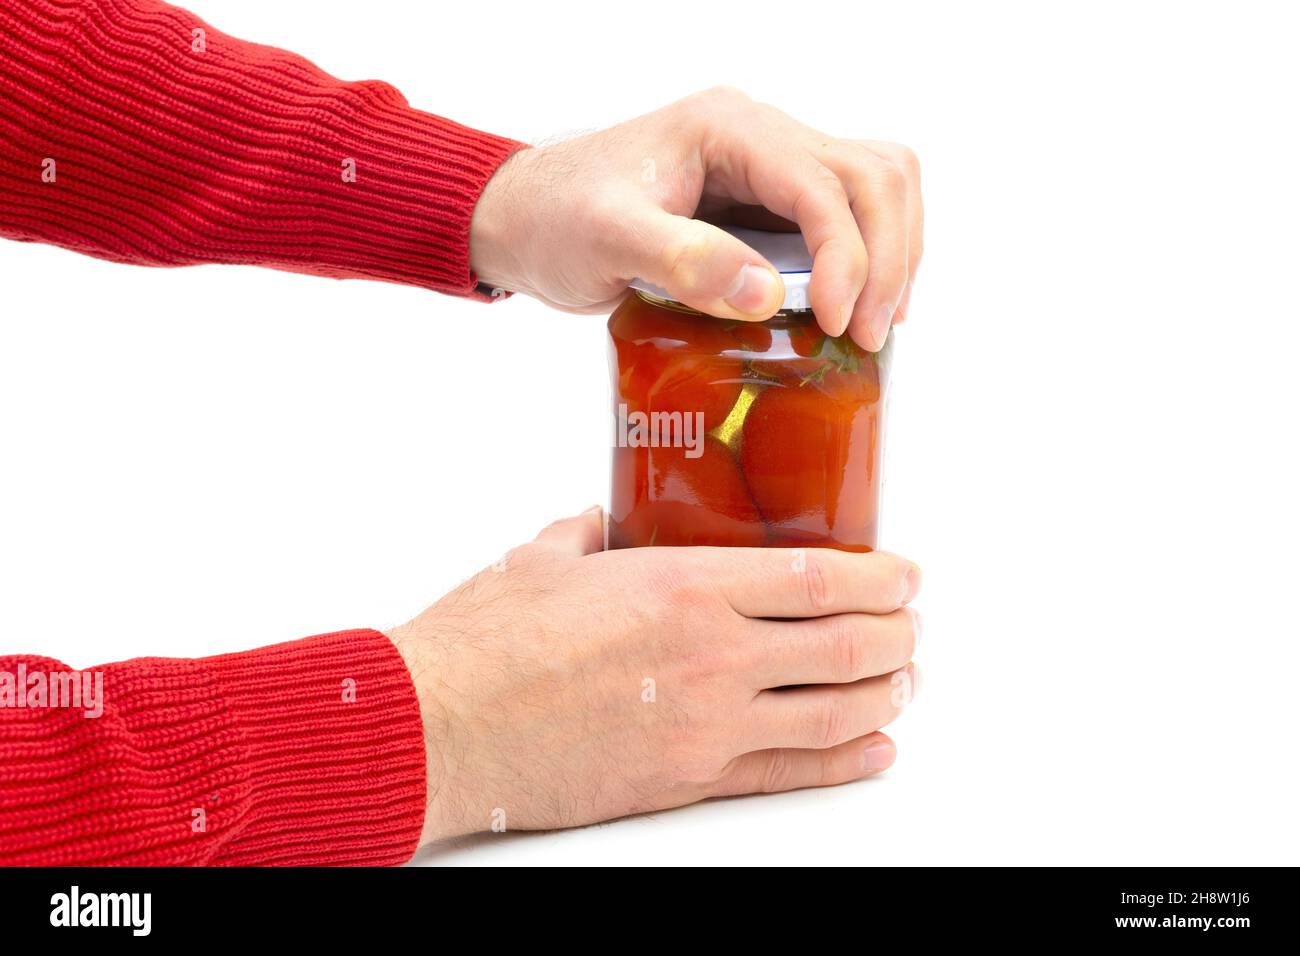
607, 227, 891, 552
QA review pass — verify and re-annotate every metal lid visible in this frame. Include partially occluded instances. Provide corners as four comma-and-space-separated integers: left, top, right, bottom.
629, 225, 813, 311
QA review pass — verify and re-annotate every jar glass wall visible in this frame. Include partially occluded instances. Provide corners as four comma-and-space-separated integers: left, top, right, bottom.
608, 290, 890, 552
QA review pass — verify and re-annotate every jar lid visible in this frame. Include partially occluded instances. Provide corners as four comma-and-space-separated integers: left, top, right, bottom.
629, 225, 813, 312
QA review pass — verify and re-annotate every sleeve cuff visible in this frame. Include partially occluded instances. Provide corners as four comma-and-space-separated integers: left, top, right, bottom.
202, 628, 427, 865
0, 629, 427, 866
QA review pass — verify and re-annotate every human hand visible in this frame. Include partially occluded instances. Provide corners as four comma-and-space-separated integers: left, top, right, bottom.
468, 87, 923, 352
387, 507, 921, 844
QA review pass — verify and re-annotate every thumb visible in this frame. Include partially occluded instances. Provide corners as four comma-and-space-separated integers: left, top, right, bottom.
532, 505, 606, 556
623, 209, 785, 320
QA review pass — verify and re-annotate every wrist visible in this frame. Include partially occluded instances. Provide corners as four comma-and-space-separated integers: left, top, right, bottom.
469, 148, 532, 295
385, 620, 465, 846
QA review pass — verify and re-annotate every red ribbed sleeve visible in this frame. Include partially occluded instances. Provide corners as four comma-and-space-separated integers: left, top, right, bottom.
0, 630, 427, 866
0, 0, 525, 295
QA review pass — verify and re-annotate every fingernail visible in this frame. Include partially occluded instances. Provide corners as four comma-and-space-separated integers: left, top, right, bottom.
833, 304, 850, 337
862, 739, 894, 773
724, 264, 782, 316
912, 608, 922, 651
583, 504, 603, 516
901, 565, 921, 605
909, 662, 922, 700
870, 303, 894, 350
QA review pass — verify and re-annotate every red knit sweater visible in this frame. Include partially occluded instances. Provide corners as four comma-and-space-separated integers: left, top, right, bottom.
0, 0, 526, 864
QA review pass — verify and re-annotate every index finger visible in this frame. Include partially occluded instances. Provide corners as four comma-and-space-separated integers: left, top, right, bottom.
700, 547, 921, 619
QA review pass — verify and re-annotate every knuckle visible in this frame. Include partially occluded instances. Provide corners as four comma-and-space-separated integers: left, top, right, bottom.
662, 219, 717, 282
683, 85, 750, 118
826, 618, 865, 680
506, 541, 553, 574
812, 161, 849, 198
810, 696, 849, 749
890, 143, 922, 178
642, 555, 693, 599
759, 749, 795, 794
812, 752, 836, 788
848, 140, 880, 166
646, 563, 728, 641
793, 166, 848, 222
850, 147, 905, 191
665, 577, 711, 618
536, 518, 566, 538
873, 158, 907, 191
801, 554, 835, 612
704, 84, 750, 104
851, 140, 921, 183
677, 629, 734, 686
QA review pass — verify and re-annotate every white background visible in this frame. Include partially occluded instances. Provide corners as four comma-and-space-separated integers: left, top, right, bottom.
3, 0, 1298, 865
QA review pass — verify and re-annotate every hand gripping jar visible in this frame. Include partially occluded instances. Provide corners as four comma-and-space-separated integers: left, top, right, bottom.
608, 226, 892, 552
